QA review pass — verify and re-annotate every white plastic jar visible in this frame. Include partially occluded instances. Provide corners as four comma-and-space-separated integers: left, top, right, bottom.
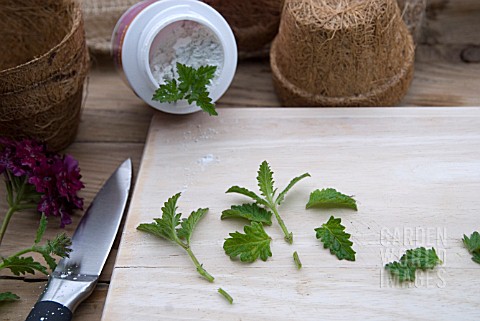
112, 0, 237, 114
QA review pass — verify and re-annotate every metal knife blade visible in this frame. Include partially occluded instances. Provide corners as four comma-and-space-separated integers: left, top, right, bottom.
25, 159, 132, 321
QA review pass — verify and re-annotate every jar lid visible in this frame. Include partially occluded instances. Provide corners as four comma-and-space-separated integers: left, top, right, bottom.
118, 0, 237, 114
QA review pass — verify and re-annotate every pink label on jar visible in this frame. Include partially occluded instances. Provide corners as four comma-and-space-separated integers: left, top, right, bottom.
112, 0, 158, 70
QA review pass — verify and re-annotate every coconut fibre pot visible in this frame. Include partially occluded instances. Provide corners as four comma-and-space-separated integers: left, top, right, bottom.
271, 0, 414, 107
0, 0, 89, 151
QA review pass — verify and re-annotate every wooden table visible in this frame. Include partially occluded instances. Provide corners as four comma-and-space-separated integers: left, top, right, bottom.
1, 1, 480, 319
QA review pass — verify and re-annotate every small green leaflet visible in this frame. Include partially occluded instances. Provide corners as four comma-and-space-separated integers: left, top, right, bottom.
226, 186, 268, 207
226, 160, 310, 244
218, 288, 233, 304
463, 231, 480, 265
293, 251, 302, 269
34, 214, 48, 244
0, 292, 20, 302
221, 203, 272, 226
315, 216, 356, 261
0, 214, 72, 281
384, 261, 416, 282
306, 188, 357, 210
152, 63, 218, 116
401, 247, 443, 270
257, 161, 275, 199
137, 193, 214, 282
1, 256, 48, 276
178, 208, 208, 243
385, 247, 442, 282
223, 222, 272, 262
472, 253, 480, 264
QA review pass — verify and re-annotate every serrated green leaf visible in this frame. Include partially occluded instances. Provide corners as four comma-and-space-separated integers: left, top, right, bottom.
257, 161, 275, 199
401, 247, 442, 270
137, 193, 182, 243
153, 63, 218, 116
276, 173, 310, 205
223, 222, 272, 262
463, 231, 480, 254
1, 256, 48, 276
315, 216, 356, 261
306, 188, 357, 210
177, 208, 208, 244
385, 261, 417, 282
40, 253, 57, 271
0, 292, 20, 302
152, 79, 185, 103
221, 203, 272, 226
385, 247, 443, 283
226, 186, 268, 206
35, 214, 48, 244
45, 233, 72, 258
472, 252, 480, 264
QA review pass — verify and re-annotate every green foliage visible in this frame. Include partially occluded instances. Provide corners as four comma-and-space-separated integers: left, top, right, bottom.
463, 231, 480, 265
0, 292, 20, 302
226, 161, 310, 244
315, 216, 356, 261
385, 247, 442, 282
384, 261, 416, 282
1, 256, 48, 276
306, 188, 357, 210
152, 63, 218, 116
223, 222, 272, 263
137, 193, 214, 282
221, 203, 272, 226
0, 214, 72, 276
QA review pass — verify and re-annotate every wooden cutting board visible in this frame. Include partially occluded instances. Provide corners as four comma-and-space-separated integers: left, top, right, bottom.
102, 108, 480, 320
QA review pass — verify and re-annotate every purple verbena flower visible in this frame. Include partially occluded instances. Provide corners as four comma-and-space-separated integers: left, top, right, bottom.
0, 137, 84, 228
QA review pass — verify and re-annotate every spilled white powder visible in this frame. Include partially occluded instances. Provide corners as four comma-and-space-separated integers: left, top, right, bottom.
149, 20, 224, 88
197, 154, 218, 165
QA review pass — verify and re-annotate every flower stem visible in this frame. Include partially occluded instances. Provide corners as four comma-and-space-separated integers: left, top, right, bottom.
271, 206, 293, 244
184, 245, 214, 282
0, 206, 17, 247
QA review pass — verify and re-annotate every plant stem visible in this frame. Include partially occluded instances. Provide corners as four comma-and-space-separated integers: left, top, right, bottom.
184, 245, 214, 282
0, 206, 17, 247
271, 206, 293, 244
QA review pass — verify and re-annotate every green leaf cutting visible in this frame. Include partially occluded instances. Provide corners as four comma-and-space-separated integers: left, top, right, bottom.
463, 231, 480, 264
384, 261, 416, 282
137, 193, 214, 282
315, 216, 356, 261
0, 214, 72, 283
0, 292, 20, 302
221, 203, 273, 226
385, 247, 442, 282
306, 188, 357, 210
1, 256, 48, 276
226, 161, 310, 244
223, 222, 272, 263
152, 62, 218, 116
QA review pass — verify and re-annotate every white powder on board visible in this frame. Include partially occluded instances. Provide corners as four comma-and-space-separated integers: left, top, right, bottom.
149, 20, 224, 88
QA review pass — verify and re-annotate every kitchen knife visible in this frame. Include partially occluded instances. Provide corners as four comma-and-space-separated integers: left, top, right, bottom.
25, 159, 132, 321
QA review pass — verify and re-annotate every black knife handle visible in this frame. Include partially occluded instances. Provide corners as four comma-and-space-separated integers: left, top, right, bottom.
26, 301, 73, 321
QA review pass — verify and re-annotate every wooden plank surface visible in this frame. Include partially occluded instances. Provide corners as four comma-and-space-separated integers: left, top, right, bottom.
1, 0, 480, 319
102, 108, 480, 320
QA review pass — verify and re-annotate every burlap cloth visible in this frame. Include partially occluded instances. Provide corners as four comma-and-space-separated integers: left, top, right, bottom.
81, 0, 424, 57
